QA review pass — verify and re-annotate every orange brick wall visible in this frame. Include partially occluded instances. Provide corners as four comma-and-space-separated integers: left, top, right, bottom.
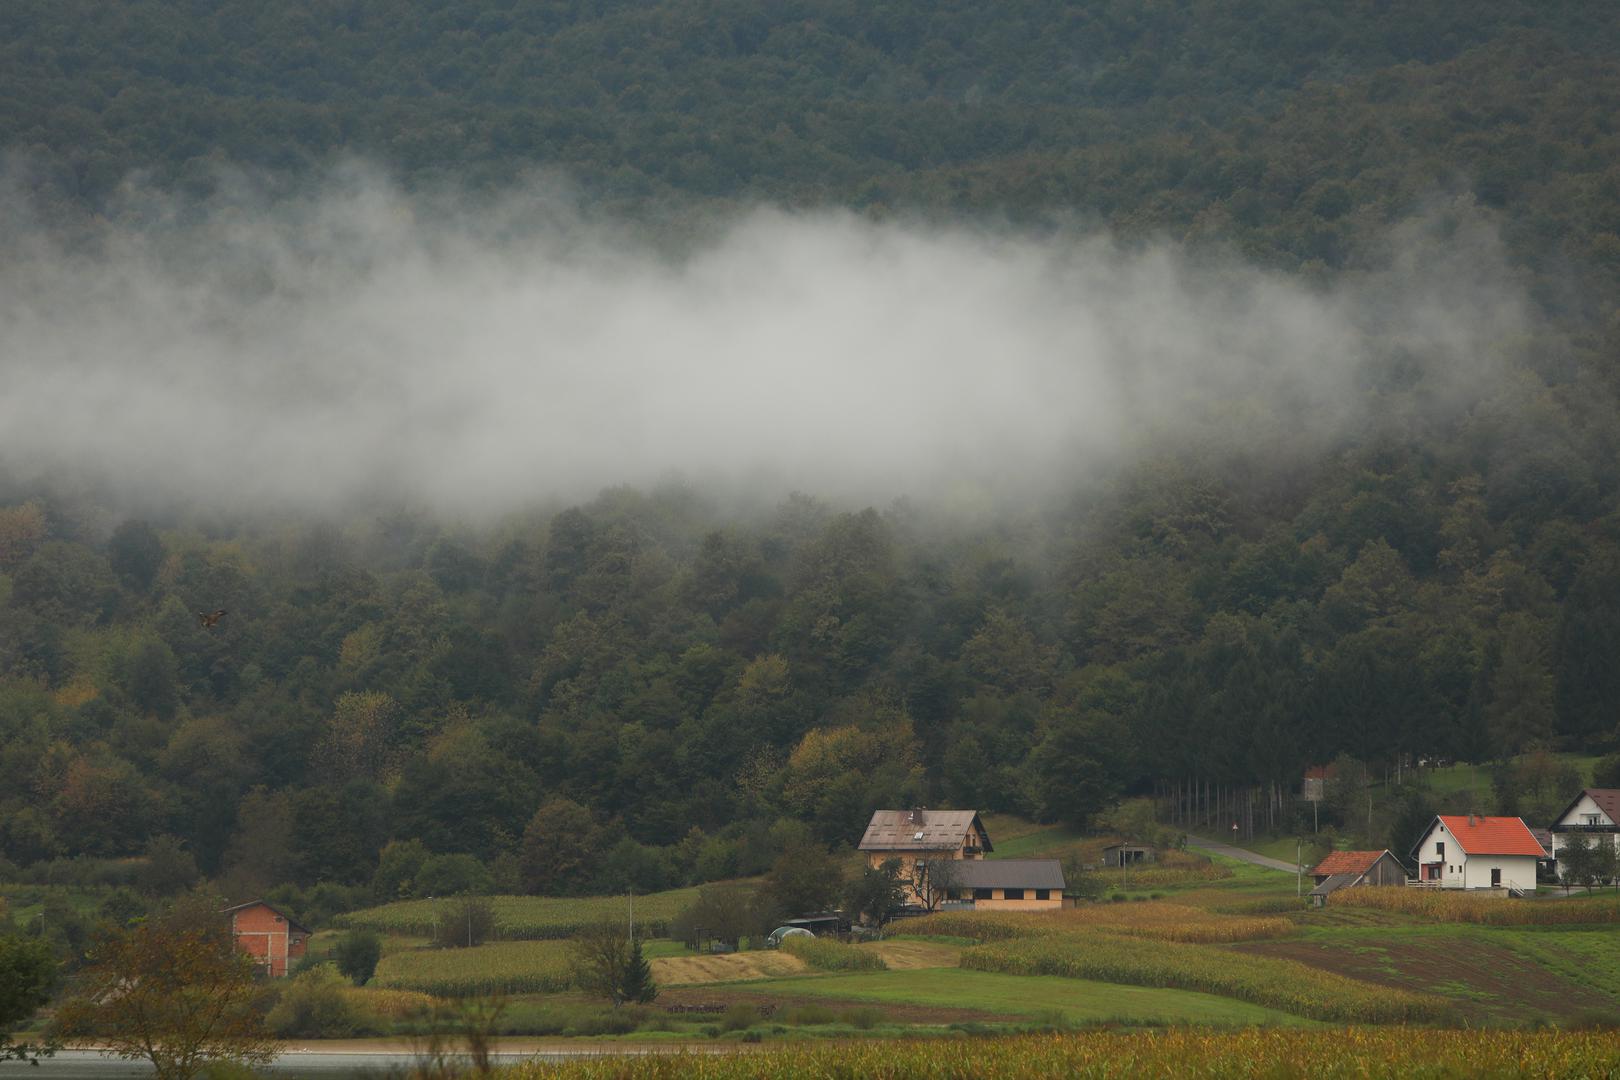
230, 904, 307, 977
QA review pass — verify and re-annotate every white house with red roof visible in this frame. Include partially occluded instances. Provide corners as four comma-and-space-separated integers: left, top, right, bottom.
1547, 789, 1620, 864
1410, 814, 1541, 892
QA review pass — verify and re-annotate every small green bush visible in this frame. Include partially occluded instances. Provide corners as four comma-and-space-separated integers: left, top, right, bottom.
720, 1003, 758, 1032
839, 1007, 883, 1030
783, 1004, 838, 1026
265, 966, 375, 1038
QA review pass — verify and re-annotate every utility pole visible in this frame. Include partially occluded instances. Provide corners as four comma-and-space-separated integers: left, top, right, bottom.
629, 887, 635, 941
1297, 838, 1302, 897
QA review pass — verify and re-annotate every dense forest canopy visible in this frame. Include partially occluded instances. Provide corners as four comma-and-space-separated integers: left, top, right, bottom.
2, 0, 1620, 913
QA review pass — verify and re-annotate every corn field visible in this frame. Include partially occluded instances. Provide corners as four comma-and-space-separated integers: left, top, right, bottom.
371, 940, 575, 996
911, 904, 1444, 1023
961, 934, 1446, 1023
1333, 887, 1620, 925
506, 1029, 1620, 1079
778, 935, 887, 972
915, 902, 1292, 945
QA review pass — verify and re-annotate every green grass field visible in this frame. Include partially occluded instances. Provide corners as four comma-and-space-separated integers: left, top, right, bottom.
338, 886, 704, 940
745, 968, 1311, 1027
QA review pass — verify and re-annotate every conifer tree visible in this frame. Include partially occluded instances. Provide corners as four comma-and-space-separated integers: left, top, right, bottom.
619, 938, 658, 1005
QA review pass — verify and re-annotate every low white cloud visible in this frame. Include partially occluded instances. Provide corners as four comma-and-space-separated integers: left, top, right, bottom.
0, 171, 1527, 516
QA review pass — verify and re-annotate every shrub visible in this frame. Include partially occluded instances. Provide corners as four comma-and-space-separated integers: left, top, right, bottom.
266, 966, 376, 1038
720, 1003, 758, 1032
433, 895, 496, 949
335, 929, 382, 985
781, 1004, 838, 1026
838, 1007, 883, 1030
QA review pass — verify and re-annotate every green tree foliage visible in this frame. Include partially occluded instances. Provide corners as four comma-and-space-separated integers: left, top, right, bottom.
844, 859, 906, 928
670, 883, 771, 951
0, 934, 55, 1062
760, 838, 846, 917
334, 929, 382, 986
4, 0, 1620, 893
619, 938, 658, 1006
568, 922, 635, 1007
519, 798, 601, 896
432, 895, 495, 949
107, 520, 165, 592
57, 898, 275, 1080
265, 966, 367, 1038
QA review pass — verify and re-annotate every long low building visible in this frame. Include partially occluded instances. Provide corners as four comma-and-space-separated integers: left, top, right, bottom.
942, 858, 1066, 910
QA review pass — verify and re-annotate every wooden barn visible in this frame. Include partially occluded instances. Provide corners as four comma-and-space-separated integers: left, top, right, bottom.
1306, 849, 1406, 906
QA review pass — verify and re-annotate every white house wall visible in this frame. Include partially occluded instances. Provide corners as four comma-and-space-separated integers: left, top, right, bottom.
1414, 823, 1536, 890
1551, 794, 1618, 860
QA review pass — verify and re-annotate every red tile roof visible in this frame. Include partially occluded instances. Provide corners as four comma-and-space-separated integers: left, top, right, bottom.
1436, 815, 1544, 857
1311, 850, 1387, 876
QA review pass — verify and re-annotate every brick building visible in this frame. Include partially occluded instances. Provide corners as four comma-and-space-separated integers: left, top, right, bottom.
223, 900, 310, 977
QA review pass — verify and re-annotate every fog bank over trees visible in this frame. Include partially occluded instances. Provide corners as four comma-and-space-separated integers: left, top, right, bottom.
0, 172, 1530, 517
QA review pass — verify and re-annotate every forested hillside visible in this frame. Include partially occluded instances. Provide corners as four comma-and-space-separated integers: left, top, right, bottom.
3, 0, 1620, 910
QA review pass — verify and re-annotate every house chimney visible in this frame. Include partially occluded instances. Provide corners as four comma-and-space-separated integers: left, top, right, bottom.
908, 806, 926, 826
1468, 813, 1476, 827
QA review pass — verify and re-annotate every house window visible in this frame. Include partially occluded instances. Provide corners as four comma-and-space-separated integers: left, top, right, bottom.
1034, 889, 1050, 901
1585, 814, 1602, 826
1004, 888, 1025, 900
973, 888, 993, 900
1436, 841, 1445, 859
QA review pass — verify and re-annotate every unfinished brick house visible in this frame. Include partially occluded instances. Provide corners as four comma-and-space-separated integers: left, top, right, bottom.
223, 900, 310, 977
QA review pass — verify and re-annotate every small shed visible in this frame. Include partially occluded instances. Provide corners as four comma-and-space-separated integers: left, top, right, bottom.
1307, 850, 1407, 907
1101, 844, 1155, 868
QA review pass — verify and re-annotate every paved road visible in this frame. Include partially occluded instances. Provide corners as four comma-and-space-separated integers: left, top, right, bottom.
1186, 835, 1301, 873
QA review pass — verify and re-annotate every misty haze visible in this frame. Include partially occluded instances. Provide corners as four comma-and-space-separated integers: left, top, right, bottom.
1, 175, 1524, 515
4, 2, 1620, 1073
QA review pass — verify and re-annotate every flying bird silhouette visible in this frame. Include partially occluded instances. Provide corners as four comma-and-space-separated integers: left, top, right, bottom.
196, 609, 228, 629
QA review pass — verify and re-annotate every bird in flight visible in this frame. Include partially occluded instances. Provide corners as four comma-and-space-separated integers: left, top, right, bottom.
197, 609, 228, 629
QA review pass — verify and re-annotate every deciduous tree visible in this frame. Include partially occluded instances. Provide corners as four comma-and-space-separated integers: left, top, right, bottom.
58, 898, 274, 1080
0, 934, 55, 1063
